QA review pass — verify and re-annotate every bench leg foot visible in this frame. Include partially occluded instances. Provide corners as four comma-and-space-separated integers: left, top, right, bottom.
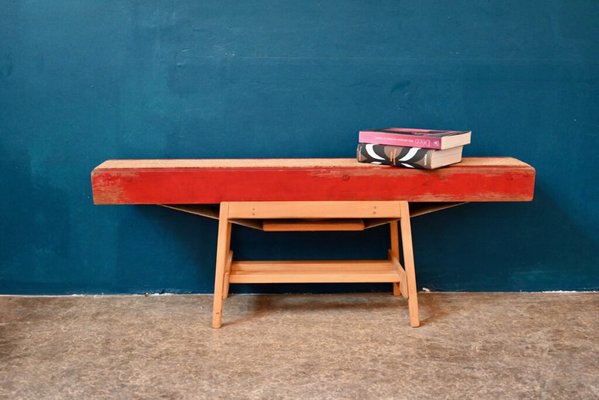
212, 203, 231, 329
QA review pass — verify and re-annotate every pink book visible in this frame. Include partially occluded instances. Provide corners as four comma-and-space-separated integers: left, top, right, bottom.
359, 128, 471, 150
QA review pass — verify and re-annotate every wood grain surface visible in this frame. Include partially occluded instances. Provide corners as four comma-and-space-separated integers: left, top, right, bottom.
91, 157, 535, 204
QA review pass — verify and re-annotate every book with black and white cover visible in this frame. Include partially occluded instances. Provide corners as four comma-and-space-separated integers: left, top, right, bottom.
357, 143, 463, 169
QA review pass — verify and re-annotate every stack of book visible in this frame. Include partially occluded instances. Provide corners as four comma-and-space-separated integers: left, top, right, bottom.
356, 128, 471, 169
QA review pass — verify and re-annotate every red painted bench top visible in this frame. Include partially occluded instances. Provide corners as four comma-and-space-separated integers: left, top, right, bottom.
91, 157, 535, 204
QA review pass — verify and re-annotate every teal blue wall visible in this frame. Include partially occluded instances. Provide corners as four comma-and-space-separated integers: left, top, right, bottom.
1, 1, 598, 294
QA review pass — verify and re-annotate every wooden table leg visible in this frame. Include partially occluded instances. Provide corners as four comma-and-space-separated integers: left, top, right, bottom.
400, 202, 420, 327
389, 219, 409, 299
389, 220, 402, 297
212, 202, 231, 329
222, 251, 233, 299
221, 213, 234, 301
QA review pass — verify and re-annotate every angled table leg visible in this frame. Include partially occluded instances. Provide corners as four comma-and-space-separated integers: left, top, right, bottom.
389, 220, 402, 297
400, 202, 420, 327
222, 251, 233, 300
212, 202, 232, 329
390, 220, 409, 299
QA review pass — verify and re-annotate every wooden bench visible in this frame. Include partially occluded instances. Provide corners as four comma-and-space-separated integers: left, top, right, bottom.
91, 157, 535, 328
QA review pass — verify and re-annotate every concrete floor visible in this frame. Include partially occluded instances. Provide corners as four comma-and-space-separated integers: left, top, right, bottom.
0, 293, 597, 399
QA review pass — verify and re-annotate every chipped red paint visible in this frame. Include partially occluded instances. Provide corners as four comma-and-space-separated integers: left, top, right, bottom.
91, 159, 535, 204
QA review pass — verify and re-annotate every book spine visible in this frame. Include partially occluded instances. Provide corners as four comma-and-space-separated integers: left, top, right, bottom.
383, 128, 461, 134
358, 131, 442, 149
356, 143, 433, 169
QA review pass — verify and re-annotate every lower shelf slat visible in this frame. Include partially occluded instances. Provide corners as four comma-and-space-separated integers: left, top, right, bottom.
229, 260, 401, 283
262, 218, 365, 232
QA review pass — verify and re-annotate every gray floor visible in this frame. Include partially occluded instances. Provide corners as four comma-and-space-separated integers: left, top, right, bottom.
1, 292, 597, 399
